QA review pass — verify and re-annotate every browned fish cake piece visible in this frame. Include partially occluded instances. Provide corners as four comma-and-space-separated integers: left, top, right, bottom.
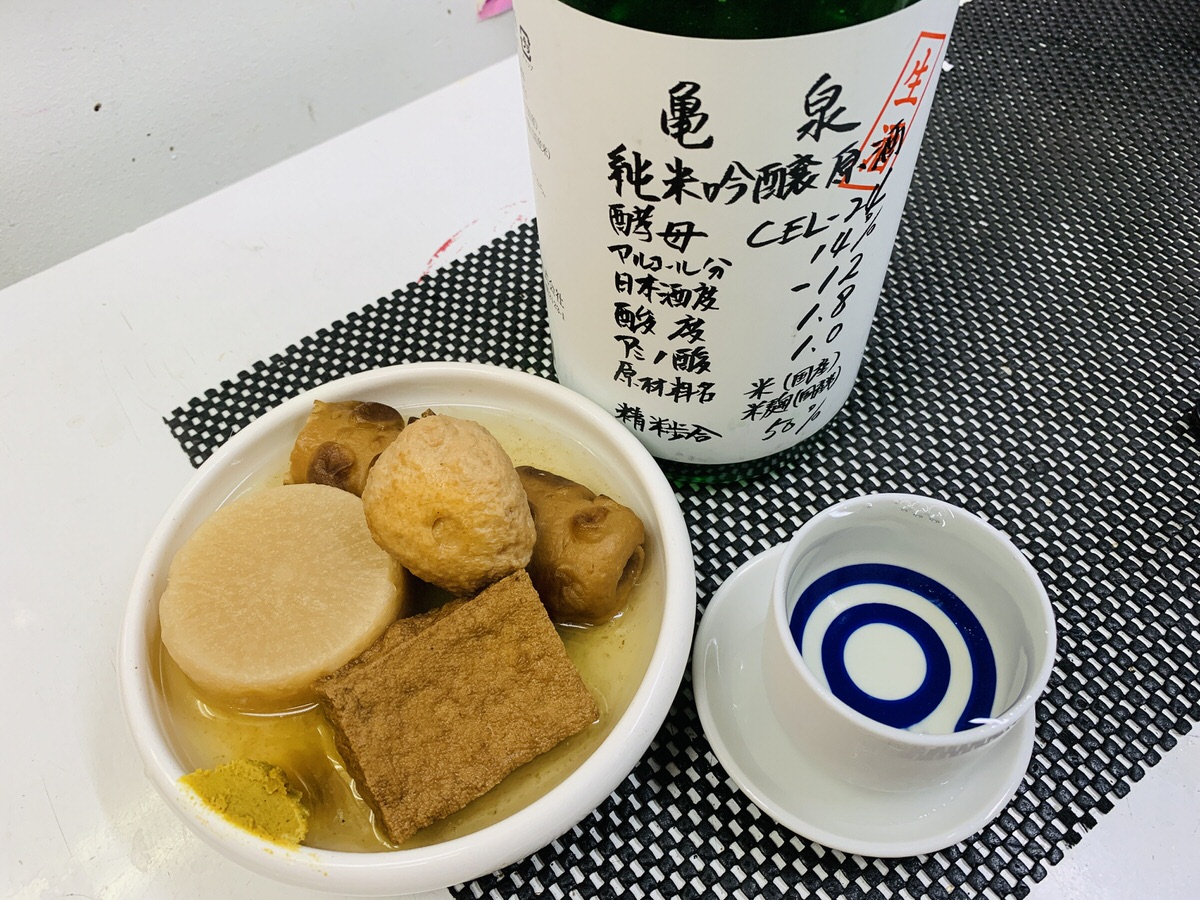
313, 570, 597, 845
518, 466, 646, 626
287, 400, 405, 496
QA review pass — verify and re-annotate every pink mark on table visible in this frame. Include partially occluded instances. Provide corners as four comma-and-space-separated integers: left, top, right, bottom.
420, 223, 474, 281
477, 0, 513, 20
419, 201, 534, 281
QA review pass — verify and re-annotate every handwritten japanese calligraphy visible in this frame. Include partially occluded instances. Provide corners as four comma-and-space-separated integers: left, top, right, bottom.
517, 0, 958, 460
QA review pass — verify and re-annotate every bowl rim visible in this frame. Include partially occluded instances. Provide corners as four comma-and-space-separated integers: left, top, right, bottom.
118, 361, 696, 895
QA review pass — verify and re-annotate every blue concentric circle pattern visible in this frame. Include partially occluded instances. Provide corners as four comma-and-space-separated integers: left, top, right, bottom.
789, 563, 998, 733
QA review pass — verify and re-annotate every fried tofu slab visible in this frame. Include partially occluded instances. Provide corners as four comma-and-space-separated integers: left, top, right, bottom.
314, 570, 598, 844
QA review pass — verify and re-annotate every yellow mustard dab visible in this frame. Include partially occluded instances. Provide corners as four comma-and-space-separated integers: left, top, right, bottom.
181, 758, 309, 847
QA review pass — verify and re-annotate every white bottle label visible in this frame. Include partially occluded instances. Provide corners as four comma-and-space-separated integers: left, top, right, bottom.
515, 0, 959, 465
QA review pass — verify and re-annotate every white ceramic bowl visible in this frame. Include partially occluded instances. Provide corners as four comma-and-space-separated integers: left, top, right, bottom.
119, 362, 696, 895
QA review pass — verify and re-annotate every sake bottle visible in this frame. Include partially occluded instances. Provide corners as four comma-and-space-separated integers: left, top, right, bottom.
514, 0, 960, 483
555, 1, 920, 38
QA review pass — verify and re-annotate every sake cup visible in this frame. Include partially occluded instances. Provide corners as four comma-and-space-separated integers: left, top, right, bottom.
761, 493, 1056, 792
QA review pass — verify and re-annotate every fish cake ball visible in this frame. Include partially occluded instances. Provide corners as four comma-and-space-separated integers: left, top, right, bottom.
287, 400, 406, 496
362, 415, 536, 596
518, 466, 646, 625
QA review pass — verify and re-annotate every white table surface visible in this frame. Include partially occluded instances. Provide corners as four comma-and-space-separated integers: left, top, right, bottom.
2, 55, 1195, 900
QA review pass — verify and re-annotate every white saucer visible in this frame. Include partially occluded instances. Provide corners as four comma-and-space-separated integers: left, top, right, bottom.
693, 545, 1036, 858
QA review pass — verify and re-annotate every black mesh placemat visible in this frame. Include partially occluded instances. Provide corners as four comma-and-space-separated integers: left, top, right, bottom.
164, 0, 1198, 897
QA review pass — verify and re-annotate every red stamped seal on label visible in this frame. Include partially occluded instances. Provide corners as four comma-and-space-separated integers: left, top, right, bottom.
841, 30, 949, 192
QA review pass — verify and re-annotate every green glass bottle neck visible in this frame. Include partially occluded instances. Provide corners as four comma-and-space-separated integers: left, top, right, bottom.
555, 0, 921, 39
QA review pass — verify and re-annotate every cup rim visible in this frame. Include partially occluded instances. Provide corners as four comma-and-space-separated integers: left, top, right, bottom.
769, 492, 1056, 749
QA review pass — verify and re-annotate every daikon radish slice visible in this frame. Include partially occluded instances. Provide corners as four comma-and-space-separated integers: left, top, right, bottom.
159, 483, 404, 709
